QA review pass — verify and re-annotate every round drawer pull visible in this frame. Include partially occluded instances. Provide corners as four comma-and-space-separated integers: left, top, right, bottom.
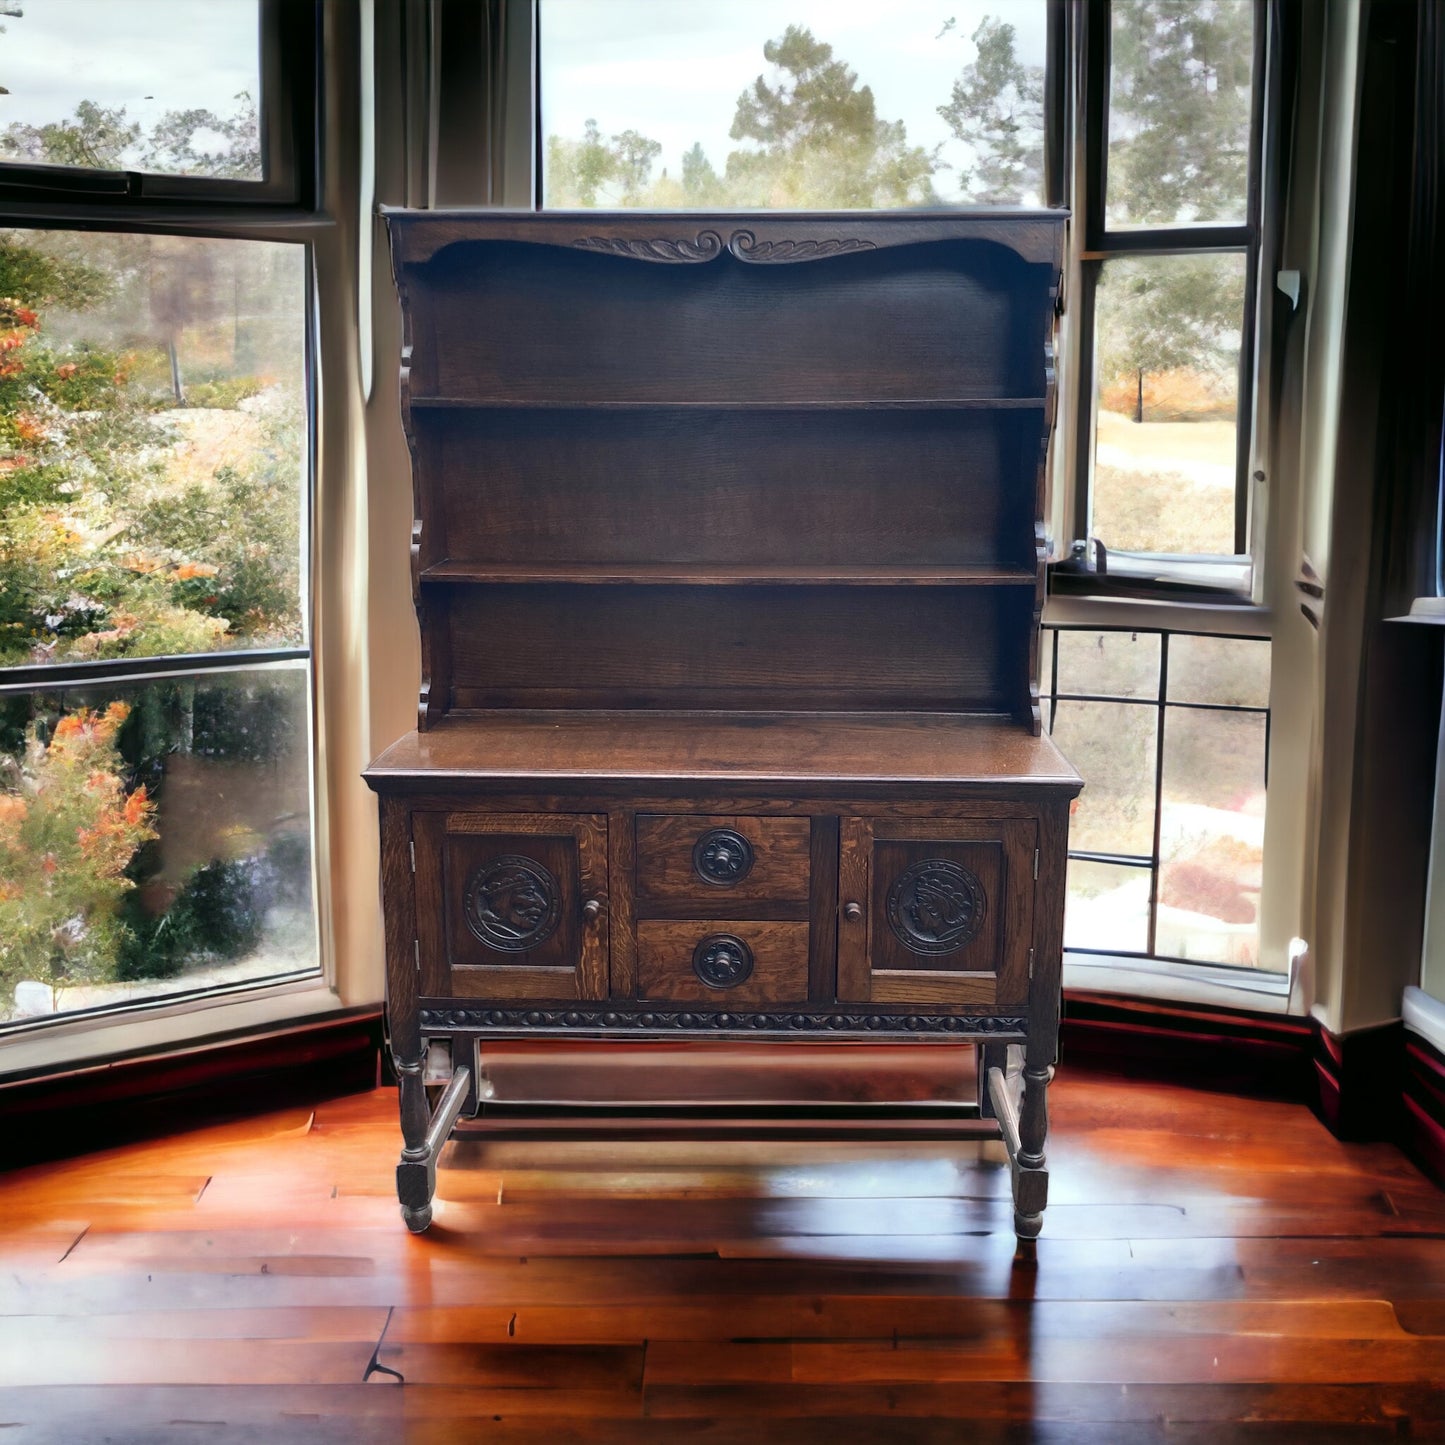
692, 828, 755, 887
843, 901, 863, 922
582, 898, 602, 921
692, 933, 754, 989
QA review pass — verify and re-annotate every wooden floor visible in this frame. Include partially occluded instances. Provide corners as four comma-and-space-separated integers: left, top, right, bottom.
3, 1064, 1445, 1442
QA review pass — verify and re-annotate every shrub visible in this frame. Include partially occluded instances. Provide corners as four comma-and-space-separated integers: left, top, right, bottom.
0, 703, 156, 998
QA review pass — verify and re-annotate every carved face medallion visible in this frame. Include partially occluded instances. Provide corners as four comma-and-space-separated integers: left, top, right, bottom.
886, 859, 986, 955
692, 828, 755, 887
465, 855, 562, 952
692, 933, 755, 989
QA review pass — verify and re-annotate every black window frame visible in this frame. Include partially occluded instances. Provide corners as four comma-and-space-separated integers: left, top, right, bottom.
1058, 0, 1269, 598
0, 0, 326, 1038
0, 0, 319, 212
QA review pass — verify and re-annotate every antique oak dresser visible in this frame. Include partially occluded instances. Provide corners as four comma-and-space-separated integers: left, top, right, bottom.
365, 210, 1081, 1254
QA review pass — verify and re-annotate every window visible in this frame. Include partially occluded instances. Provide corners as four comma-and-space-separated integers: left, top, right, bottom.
1043, 625, 1269, 968
1063, 0, 1264, 592
0, 3, 322, 1032
438, 0, 1293, 994
538, 0, 1054, 209
0, 0, 315, 207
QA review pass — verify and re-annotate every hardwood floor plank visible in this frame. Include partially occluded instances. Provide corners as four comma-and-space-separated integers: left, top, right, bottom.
2, 1075, 1443, 1437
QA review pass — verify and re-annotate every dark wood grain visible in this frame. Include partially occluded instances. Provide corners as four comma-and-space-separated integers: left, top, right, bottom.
368, 713, 1080, 791
424, 407, 1038, 571
636, 921, 811, 1008
441, 583, 1033, 715
3, 1070, 1444, 1437
406, 237, 1051, 404
368, 210, 1076, 1239
636, 814, 811, 911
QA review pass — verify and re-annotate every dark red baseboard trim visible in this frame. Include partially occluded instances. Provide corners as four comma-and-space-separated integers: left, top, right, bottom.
1403, 1033, 1445, 1186
1, 1007, 384, 1170
3, 992, 1440, 1190
1060, 990, 1317, 1101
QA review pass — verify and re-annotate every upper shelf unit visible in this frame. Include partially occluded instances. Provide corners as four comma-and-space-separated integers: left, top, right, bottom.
388, 213, 1063, 410
383, 210, 1066, 731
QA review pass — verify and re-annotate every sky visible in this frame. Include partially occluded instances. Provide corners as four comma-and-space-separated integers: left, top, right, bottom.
0, 0, 258, 166
540, 0, 1049, 204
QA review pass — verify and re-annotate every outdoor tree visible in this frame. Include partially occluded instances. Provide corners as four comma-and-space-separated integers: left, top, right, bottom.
141, 91, 262, 181
610, 129, 663, 204
680, 142, 723, 206
544, 25, 938, 210
724, 25, 937, 208
1096, 255, 1244, 424
1108, 0, 1254, 225
546, 119, 628, 207
938, 16, 1045, 204
1100, 0, 1253, 419
0, 99, 141, 171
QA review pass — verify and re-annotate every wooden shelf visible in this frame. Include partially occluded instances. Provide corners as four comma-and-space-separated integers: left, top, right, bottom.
407, 396, 1048, 413
419, 562, 1039, 587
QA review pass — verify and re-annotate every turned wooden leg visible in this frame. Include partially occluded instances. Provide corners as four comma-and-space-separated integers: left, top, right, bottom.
1013, 1056, 1054, 1250
396, 1063, 472, 1234
395, 1054, 434, 1233
986, 1043, 1053, 1264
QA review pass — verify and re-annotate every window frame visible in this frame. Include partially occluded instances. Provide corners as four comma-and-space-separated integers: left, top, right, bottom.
1055, 0, 1270, 600
0, 4, 331, 1043
422, 0, 1306, 1001
0, 0, 319, 211
1043, 621, 1270, 969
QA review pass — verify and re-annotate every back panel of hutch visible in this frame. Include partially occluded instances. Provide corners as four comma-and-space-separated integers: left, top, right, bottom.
366, 212, 1080, 1253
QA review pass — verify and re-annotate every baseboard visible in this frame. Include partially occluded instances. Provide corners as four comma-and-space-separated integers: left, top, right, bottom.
1311, 1018, 1405, 1141
1059, 990, 1317, 1100
1403, 1031, 1445, 1185
0, 1007, 384, 1169
1, 994, 1435, 1183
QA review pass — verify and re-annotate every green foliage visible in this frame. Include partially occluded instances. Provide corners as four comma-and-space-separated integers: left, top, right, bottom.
183, 375, 264, 410
0, 704, 156, 994
938, 18, 1045, 204
1108, 0, 1254, 226
545, 26, 937, 209
137, 426, 303, 641
546, 120, 625, 207
2, 92, 260, 182
1096, 255, 1245, 418
1, 100, 140, 171
140, 92, 261, 181
681, 143, 723, 206
725, 26, 936, 208
0, 227, 302, 665
116, 856, 264, 981
0, 237, 112, 312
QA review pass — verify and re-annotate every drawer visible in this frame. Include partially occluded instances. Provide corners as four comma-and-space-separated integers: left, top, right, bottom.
636, 814, 810, 914
636, 920, 809, 1006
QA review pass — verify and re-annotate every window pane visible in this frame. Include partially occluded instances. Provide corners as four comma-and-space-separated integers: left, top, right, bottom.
0, 230, 306, 666
1055, 628, 1160, 700
0, 0, 261, 181
539, 0, 1047, 208
1048, 700, 1157, 857
1091, 253, 1246, 556
1167, 633, 1270, 707
1106, 0, 1254, 229
1065, 857, 1150, 953
1158, 706, 1265, 967
0, 666, 317, 1025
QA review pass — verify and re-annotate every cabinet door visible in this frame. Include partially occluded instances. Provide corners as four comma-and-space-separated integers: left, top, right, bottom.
413, 811, 608, 1001
837, 816, 1036, 1008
